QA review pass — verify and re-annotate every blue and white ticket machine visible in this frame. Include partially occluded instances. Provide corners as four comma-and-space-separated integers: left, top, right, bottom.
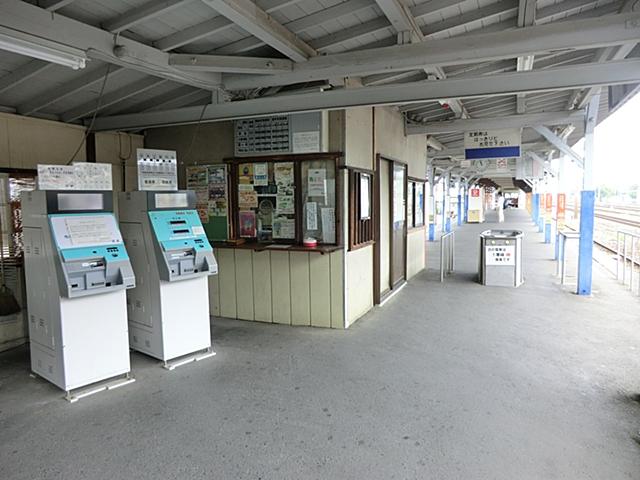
118, 191, 218, 369
22, 191, 136, 401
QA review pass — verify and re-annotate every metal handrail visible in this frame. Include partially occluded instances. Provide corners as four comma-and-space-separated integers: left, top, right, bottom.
616, 231, 640, 296
556, 230, 580, 285
440, 231, 455, 282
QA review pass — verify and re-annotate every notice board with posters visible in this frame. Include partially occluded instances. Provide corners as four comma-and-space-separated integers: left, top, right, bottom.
186, 164, 229, 241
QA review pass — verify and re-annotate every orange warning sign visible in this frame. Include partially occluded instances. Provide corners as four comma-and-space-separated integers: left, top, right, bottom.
557, 193, 566, 230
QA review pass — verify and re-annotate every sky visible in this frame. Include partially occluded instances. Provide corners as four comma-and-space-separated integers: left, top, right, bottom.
572, 91, 640, 188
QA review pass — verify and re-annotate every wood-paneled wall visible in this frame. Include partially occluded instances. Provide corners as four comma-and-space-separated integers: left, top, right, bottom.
208, 248, 344, 329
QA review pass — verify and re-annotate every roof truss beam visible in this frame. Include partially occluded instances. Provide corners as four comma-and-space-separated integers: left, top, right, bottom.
222, 12, 640, 90
374, 0, 469, 118
407, 110, 585, 135
92, 59, 640, 131
168, 54, 292, 74
153, 0, 300, 52
214, 0, 372, 55
532, 125, 583, 165
200, 0, 316, 61
39, 0, 76, 11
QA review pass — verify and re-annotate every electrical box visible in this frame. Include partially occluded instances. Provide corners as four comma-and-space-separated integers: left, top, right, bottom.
22, 190, 135, 395
119, 191, 217, 366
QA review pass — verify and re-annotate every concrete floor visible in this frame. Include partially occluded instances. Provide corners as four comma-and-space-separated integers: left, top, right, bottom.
1, 208, 640, 479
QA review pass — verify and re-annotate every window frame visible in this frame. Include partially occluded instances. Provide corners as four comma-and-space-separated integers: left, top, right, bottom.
407, 177, 426, 230
348, 168, 375, 251
225, 153, 342, 246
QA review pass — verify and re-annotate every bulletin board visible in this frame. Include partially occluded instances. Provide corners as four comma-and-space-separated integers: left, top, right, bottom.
186, 164, 229, 241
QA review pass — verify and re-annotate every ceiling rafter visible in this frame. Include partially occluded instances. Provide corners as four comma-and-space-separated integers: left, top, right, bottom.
153, 0, 303, 52
221, 12, 640, 90
373, 0, 470, 119
91, 59, 640, 131
406, 111, 585, 135
200, 0, 316, 62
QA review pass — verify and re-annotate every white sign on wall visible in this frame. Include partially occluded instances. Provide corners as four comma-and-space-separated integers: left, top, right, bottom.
37, 163, 113, 191
136, 148, 178, 191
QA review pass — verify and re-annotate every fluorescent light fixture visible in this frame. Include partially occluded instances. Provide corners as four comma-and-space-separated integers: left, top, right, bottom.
0, 26, 86, 70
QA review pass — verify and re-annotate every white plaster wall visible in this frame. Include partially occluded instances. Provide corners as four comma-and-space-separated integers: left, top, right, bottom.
144, 121, 235, 187
346, 245, 374, 327
407, 228, 426, 279
0, 112, 87, 167
94, 131, 144, 192
344, 108, 373, 170
374, 107, 427, 179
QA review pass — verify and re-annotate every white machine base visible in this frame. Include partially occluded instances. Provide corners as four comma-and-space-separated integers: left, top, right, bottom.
162, 348, 216, 371
29, 372, 135, 403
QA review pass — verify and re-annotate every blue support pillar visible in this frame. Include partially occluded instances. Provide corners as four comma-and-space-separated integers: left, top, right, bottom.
464, 188, 469, 223
457, 193, 462, 226
577, 190, 595, 295
554, 233, 560, 260
429, 223, 435, 241
544, 222, 551, 243
532, 193, 539, 223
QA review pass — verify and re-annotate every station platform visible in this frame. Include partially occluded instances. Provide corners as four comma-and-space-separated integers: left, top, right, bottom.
1, 208, 640, 479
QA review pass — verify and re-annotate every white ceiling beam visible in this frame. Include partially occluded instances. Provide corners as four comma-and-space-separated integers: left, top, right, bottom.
1, 1, 223, 90
222, 12, 640, 90
92, 59, 640, 131
214, 0, 372, 55
200, 0, 316, 62
374, 0, 469, 118
152, 0, 300, 52
407, 110, 585, 135
168, 54, 292, 74
532, 125, 583, 165
0, 60, 52, 95
61, 77, 168, 123
39, 0, 76, 11
426, 136, 447, 151
516, 0, 537, 113
102, 0, 193, 34
17, 66, 124, 115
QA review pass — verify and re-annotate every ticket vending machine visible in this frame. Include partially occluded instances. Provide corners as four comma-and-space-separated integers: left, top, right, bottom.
118, 191, 217, 369
22, 191, 136, 401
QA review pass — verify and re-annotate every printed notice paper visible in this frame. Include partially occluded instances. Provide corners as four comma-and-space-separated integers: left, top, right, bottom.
307, 168, 326, 197
253, 163, 268, 186
306, 202, 318, 230
321, 208, 335, 244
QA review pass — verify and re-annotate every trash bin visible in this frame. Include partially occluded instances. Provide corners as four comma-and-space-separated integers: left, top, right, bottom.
479, 229, 524, 287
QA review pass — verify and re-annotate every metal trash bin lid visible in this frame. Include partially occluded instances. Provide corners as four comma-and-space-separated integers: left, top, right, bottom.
480, 229, 523, 239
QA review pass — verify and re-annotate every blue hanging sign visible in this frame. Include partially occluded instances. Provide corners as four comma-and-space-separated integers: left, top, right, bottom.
464, 129, 521, 159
